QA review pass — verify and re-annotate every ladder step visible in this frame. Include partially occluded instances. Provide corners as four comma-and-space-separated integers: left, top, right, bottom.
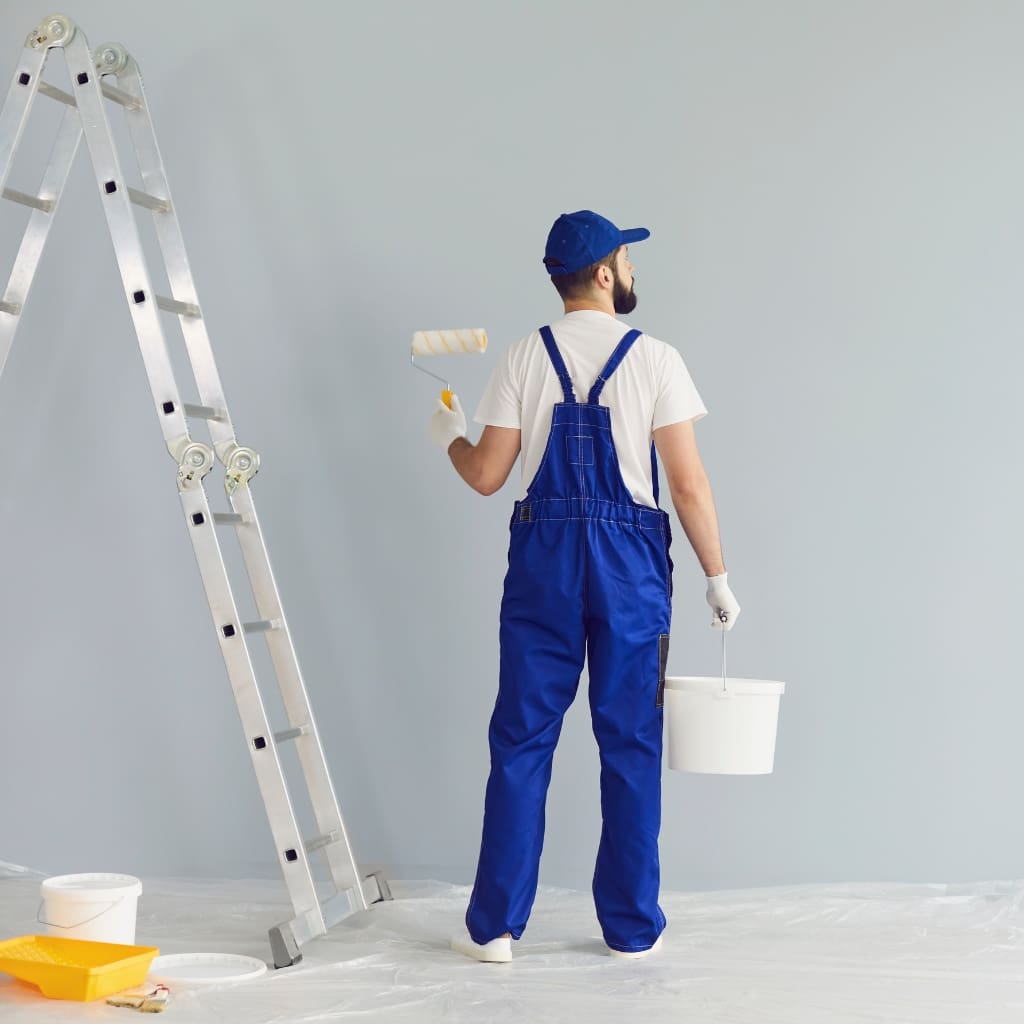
2, 188, 54, 213
127, 187, 170, 213
0, 301, 22, 316
100, 82, 142, 110
273, 725, 311, 744
36, 78, 141, 111
243, 618, 284, 634
212, 512, 250, 526
183, 402, 225, 422
155, 294, 201, 318
38, 81, 76, 107
305, 831, 341, 854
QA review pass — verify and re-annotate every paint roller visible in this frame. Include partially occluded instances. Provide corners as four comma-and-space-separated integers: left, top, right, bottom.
411, 328, 488, 408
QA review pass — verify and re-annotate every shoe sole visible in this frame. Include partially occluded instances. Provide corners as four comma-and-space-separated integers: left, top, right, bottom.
608, 935, 663, 959
450, 935, 512, 963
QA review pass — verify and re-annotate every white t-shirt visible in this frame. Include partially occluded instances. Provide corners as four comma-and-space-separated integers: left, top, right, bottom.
474, 310, 708, 508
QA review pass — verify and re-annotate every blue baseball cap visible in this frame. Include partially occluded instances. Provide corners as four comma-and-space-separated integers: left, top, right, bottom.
543, 210, 650, 276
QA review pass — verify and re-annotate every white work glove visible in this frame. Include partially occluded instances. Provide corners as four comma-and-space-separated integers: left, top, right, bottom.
429, 393, 467, 452
706, 572, 741, 631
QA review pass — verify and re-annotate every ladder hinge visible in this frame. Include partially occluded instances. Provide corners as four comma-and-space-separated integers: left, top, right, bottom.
223, 444, 260, 496
174, 441, 215, 490
27, 15, 76, 52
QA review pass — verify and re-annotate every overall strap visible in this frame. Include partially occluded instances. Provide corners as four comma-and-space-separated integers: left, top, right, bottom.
586, 326, 662, 507
539, 325, 576, 403
587, 329, 642, 404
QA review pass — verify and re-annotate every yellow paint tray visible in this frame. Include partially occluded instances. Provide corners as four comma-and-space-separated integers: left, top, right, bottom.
0, 935, 159, 1001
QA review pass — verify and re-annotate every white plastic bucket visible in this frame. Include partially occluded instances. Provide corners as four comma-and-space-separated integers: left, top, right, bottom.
664, 676, 785, 774
39, 873, 142, 944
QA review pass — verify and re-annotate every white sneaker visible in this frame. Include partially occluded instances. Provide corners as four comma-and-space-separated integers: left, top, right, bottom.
450, 930, 513, 963
608, 935, 663, 960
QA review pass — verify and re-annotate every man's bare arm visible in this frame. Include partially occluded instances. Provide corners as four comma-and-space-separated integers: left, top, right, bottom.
448, 425, 521, 496
653, 419, 726, 577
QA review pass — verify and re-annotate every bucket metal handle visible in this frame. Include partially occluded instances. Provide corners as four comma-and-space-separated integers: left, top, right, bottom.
37, 895, 122, 930
717, 611, 730, 699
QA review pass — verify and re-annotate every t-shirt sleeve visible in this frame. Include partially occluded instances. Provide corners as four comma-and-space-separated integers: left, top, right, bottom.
473, 344, 521, 428
651, 344, 708, 430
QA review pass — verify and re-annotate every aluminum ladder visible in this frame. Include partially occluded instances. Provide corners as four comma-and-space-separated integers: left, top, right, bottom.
0, 13, 390, 968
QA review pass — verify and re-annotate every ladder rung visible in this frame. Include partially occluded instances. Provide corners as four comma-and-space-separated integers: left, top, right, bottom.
183, 402, 225, 422
243, 618, 284, 635
305, 831, 341, 854
2, 188, 54, 213
36, 78, 141, 111
128, 187, 170, 213
273, 725, 311, 744
212, 512, 249, 526
38, 81, 76, 106
156, 295, 201, 317
0, 301, 22, 316
100, 82, 142, 109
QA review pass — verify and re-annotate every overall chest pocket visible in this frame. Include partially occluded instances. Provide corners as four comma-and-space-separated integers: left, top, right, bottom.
566, 434, 594, 465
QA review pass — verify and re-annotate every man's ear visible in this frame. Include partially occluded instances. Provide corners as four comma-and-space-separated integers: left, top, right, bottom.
595, 264, 613, 290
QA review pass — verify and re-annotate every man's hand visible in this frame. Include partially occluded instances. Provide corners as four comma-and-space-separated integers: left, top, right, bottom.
706, 573, 741, 631
429, 394, 467, 452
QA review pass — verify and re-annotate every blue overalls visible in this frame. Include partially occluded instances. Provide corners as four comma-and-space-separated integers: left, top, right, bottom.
466, 325, 673, 954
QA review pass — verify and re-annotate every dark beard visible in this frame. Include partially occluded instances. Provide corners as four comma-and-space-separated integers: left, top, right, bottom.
613, 270, 637, 315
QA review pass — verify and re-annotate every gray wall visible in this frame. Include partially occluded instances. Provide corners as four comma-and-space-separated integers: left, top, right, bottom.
0, 0, 1020, 893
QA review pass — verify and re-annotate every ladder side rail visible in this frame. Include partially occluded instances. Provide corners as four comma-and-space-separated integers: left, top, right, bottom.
105, 48, 365, 904
0, 45, 47, 192
0, 106, 82, 377
178, 485, 326, 932
61, 32, 191, 459
232, 486, 367, 903
109, 53, 237, 461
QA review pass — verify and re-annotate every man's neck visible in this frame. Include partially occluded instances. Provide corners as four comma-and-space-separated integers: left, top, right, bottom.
562, 298, 615, 316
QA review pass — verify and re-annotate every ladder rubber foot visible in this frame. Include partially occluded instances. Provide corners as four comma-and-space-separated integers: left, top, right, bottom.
269, 925, 303, 970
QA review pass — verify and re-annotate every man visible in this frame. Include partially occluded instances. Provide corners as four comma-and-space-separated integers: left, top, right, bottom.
428, 210, 740, 962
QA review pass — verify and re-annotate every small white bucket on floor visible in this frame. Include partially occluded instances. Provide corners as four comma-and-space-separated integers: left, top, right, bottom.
39, 873, 142, 944
664, 676, 785, 774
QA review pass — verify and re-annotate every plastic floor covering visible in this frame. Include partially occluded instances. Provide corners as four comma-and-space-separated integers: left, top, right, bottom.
2, 861, 1023, 1022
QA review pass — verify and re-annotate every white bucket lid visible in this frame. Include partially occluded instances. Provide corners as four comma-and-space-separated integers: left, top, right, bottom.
665, 676, 785, 697
148, 953, 268, 986
40, 873, 143, 899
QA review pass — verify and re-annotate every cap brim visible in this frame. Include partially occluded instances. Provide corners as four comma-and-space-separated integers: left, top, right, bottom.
620, 227, 650, 244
